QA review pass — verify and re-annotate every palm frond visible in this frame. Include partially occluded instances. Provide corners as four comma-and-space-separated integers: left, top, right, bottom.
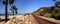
53, 0, 56, 1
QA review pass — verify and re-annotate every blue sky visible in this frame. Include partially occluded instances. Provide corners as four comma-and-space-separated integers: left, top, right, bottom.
0, 0, 55, 14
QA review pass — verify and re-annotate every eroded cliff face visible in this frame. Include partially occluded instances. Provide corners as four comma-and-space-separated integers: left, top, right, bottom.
32, 7, 51, 16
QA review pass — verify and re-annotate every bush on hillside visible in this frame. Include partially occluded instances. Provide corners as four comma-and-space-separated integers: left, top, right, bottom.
51, 14, 60, 20
44, 13, 52, 18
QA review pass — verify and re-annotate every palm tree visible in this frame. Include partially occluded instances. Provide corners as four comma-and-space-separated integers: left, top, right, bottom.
2, 0, 15, 22
10, 8, 15, 16
10, 5, 17, 15
53, 0, 60, 7
53, 0, 56, 1
15, 8, 18, 14
2, 0, 8, 22
9, 0, 15, 6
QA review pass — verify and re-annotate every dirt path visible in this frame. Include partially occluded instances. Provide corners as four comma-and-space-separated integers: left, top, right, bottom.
28, 14, 56, 24
33, 16, 56, 24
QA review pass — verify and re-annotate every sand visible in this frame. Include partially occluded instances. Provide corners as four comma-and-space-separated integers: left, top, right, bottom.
0, 15, 31, 24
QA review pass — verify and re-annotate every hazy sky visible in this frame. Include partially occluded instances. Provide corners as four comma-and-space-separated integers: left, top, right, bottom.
0, 0, 55, 14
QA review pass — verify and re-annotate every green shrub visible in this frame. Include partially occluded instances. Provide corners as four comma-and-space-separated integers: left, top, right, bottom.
51, 14, 60, 20
55, 15, 60, 20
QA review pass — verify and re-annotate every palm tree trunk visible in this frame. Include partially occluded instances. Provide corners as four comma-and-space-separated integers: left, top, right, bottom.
15, 10, 18, 14
13, 11, 14, 16
5, 0, 8, 22
5, 4, 8, 22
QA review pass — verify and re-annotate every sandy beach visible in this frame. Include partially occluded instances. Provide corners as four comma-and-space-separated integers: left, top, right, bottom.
0, 15, 31, 24
0, 14, 60, 24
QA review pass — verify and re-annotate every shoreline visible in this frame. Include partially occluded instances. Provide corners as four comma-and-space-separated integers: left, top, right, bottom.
0, 15, 24, 19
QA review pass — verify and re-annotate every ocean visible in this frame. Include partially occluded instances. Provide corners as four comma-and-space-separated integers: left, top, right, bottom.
0, 14, 22, 16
